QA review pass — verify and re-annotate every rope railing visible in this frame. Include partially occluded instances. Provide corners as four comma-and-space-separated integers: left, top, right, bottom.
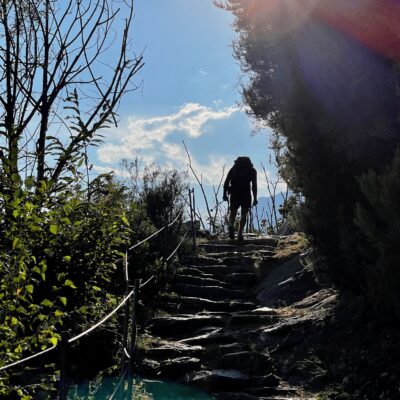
0, 345, 57, 373
128, 208, 184, 251
68, 289, 135, 344
166, 229, 189, 262
108, 366, 129, 400
0, 190, 197, 400
140, 229, 190, 289
0, 290, 135, 373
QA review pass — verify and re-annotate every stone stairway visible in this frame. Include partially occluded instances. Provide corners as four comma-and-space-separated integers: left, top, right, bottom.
139, 237, 308, 400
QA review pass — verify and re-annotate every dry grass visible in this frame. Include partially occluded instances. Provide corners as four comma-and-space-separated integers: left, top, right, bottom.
275, 233, 309, 260
136, 334, 170, 351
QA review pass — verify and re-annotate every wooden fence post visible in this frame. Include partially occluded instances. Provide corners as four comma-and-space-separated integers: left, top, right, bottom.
189, 188, 196, 254
127, 279, 140, 398
121, 249, 130, 374
190, 188, 196, 253
59, 333, 69, 400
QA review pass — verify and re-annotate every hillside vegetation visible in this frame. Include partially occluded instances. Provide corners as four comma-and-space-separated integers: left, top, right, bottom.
220, 0, 400, 321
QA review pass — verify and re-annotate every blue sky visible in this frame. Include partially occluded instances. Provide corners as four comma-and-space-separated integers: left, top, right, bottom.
94, 0, 282, 200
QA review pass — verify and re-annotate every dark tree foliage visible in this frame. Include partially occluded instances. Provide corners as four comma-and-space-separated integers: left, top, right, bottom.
220, 1, 400, 309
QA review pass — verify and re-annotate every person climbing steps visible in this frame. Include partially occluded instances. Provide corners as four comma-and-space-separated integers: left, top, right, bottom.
223, 156, 257, 241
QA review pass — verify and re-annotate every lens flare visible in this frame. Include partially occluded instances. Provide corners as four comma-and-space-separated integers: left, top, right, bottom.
253, 0, 400, 58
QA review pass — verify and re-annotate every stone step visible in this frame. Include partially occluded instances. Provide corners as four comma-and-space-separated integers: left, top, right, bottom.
159, 356, 201, 379
218, 351, 273, 374
147, 314, 227, 338
191, 264, 253, 278
179, 327, 237, 346
185, 369, 251, 392
257, 249, 277, 257
207, 237, 279, 247
171, 296, 256, 313
204, 250, 256, 257
182, 255, 221, 266
198, 244, 244, 253
203, 247, 276, 256
225, 272, 256, 286
173, 274, 227, 288
177, 267, 216, 278
228, 313, 278, 327
213, 342, 244, 355
144, 342, 204, 361
221, 255, 256, 267
171, 283, 249, 301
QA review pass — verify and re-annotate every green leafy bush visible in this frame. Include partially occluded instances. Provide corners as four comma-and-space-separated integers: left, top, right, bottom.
355, 149, 400, 319
0, 176, 129, 398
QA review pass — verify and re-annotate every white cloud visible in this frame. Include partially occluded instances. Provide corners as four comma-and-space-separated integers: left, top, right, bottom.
97, 102, 238, 164
94, 102, 285, 204
160, 142, 229, 187
198, 69, 208, 75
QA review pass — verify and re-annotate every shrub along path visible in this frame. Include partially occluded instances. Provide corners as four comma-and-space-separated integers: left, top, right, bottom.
136, 236, 318, 400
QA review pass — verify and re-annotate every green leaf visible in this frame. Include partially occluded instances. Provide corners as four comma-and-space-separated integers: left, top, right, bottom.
49, 337, 58, 346
121, 215, 129, 226
11, 317, 19, 325
49, 225, 58, 235
64, 279, 77, 289
11, 173, 20, 183
63, 255, 71, 262
25, 176, 35, 189
54, 310, 64, 317
12, 237, 19, 249
92, 286, 101, 292
61, 217, 71, 225
40, 299, 53, 307
24, 202, 34, 212
78, 306, 88, 314
25, 285, 34, 294
59, 297, 67, 306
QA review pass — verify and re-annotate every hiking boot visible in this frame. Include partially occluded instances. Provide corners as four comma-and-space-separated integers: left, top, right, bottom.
228, 226, 235, 240
237, 233, 244, 241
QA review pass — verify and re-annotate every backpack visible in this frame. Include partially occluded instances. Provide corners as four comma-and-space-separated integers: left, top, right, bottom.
230, 157, 253, 190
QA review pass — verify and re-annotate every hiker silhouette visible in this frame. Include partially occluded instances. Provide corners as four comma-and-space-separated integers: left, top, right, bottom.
223, 156, 257, 240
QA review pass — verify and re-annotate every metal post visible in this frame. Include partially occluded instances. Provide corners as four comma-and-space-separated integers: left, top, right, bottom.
121, 249, 130, 374
191, 188, 197, 253
59, 333, 68, 400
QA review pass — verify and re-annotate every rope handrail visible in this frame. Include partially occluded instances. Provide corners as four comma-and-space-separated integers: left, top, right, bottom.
68, 289, 134, 343
128, 208, 184, 251
0, 345, 57, 373
128, 225, 165, 251
140, 229, 190, 289
108, 366, 129, 400
0, 290, 136, 372
166, 229, 189, 261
